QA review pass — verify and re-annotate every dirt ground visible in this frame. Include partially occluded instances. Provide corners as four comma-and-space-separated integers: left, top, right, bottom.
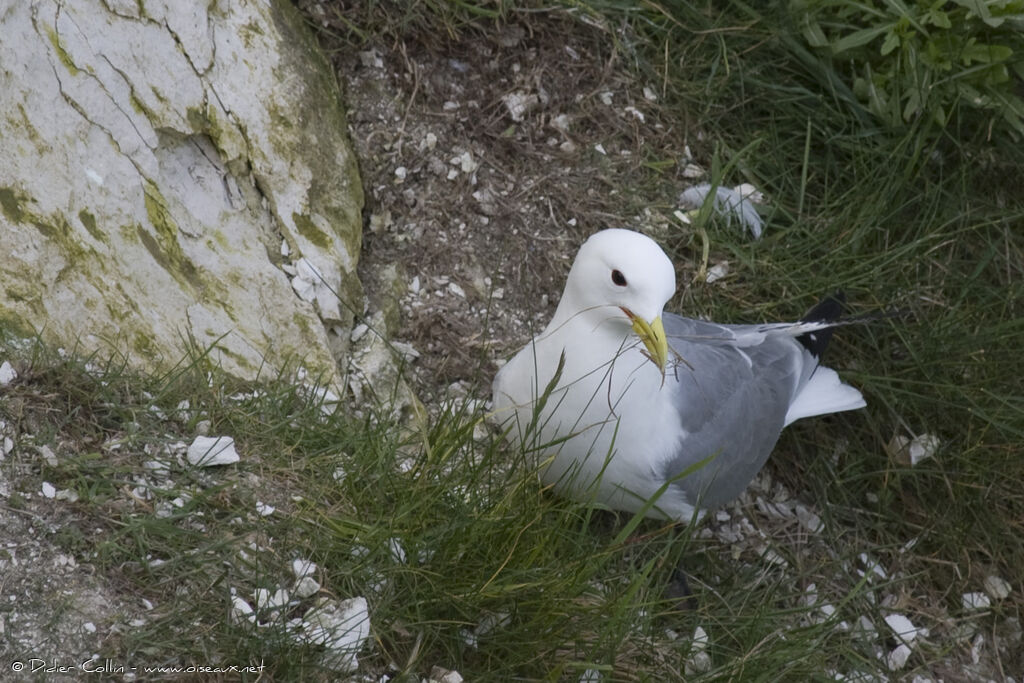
310, 4, 699, 399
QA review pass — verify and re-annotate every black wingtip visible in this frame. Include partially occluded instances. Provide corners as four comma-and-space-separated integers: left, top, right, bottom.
801, 290, 846, 323
797, 291, 846, 357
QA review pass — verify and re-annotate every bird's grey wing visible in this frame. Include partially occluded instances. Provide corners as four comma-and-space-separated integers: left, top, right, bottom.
660, 314, 806, 509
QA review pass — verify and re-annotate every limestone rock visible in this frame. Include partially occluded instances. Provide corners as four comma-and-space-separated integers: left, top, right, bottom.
0, 0, 363, 389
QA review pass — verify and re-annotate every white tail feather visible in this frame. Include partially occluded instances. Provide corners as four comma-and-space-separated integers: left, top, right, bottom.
784, 366, 866, 426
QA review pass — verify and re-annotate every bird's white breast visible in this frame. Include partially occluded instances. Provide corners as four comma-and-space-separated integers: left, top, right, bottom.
493, 325, 693, 519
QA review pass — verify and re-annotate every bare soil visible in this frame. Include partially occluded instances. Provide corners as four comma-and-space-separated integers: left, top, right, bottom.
311, 4, 697, 397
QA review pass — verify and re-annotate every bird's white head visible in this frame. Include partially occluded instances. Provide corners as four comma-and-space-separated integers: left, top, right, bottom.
558, 229, 676, 371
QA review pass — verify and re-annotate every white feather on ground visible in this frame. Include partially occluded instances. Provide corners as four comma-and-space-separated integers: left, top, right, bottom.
679, 183, 765, 238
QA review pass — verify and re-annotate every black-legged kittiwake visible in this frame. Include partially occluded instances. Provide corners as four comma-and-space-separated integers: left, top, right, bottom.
492, 228, 866, 521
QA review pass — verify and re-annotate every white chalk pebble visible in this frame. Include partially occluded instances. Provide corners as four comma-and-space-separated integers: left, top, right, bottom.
962, 592, 991, 611
291, 558, 318, 579
0, 361, 17, 385
186, 435, 239, 466
887, 643, 912, 670
983, 575, 1011, 600
230, 596, 255, 624
884, 613, 921, 645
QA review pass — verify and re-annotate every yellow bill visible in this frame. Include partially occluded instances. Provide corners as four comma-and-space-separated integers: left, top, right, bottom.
626, 312, 668, 374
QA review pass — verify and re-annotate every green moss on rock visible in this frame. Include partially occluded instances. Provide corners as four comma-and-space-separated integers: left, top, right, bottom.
46, 26, 80, 76
78, 209, 103, 242
292, 213, 330, 250
141, 182, 203, 292
0, 187, 27, 223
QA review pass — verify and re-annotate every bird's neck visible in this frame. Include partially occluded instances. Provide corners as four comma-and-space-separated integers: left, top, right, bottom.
541, 293, 629, 349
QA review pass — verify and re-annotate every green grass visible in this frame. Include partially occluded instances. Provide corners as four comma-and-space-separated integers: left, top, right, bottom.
2, 0, 1023, 680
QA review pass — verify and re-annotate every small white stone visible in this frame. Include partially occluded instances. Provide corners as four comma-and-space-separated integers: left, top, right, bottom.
599, 91, 613, 105
55, 488, 79, 503
230, 596, 255, 624
673, 209, 693, 225
623, 106, 644, 122
886, 433, 941, 466
357, 49, 383, 68
291, 558, 318, 579
256, 587, 290, 610
983, 575, 1011, 600
83, 622, 96, 633
299, 597, 370, 673
0, 361, 17, 385
424, 132, 437, 149
758, 546, 788, 566
447, 281, 465, 298
970, 633, 984, 664
452, 151, 477, 174
388, 537, 406, 564
705, 261, 729, 284
501, 91, 539, 122
643, 85, 658, 101
691, 625, 708, 651
859, 553, 888, 580
460, 628, 479, 649
884, 614, 920, 645
855, 615, 877, 639
350, 323, 369, 342
41, 482, 56, 499
186, 435, 239, 466
432, 667, 465, 683
390, 341, 420, 361
578, 669, 601, 683
143, 459, 170, 476
294, 576, 321, 599
255, 501, 275, 516
268, 588, 290, 609
39, 444, 58, 466
887, 643, 912, 670
682, 163, 705, 179
684, 651, 711, 675
393, 166, 407, 182
593, 143, 607, 155
962, 592, 991, 611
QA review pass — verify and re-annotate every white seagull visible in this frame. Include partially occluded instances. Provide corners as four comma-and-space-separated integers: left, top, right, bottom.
492, 229, 866, 522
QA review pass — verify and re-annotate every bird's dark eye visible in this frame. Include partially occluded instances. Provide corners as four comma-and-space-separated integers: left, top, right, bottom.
611, 269, 627, 287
